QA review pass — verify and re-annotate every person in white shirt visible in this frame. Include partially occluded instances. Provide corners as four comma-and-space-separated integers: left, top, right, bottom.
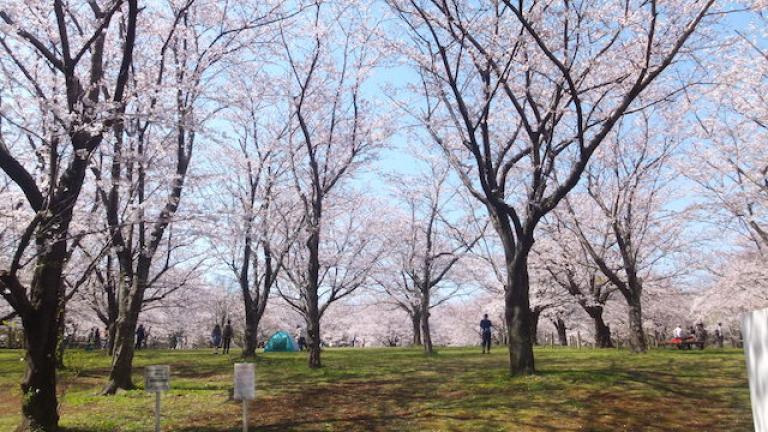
673, 326, 683, 338
715, 322, 724, 348
295, 325, 307, 351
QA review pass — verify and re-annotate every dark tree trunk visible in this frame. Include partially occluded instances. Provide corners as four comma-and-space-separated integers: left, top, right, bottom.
105, 278, 118, 356
56, 305, 67, 370
306, 220, 322, 369
411, 309, 422, 346
554, 318, 567, 346
626, 294, 647, 353
103, 313, 138, 393
585, 306, 613, 348
529, 308, 541, 345
420, 299, 433, 354
504, 254, 535, 375
243, 308, 259, 358
17, 294, 61, 432
106, 322, 117, 355
307, 308, 321, 368
102, 279, 143, 394
490, 206, 535, 376
15, 194, 84, 430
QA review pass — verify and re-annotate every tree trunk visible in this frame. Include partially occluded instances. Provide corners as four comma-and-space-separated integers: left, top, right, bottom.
17, 306, 60, 432
243, 306, 259, 358
102, 275, 144, 395
307, 307, 321, 368
554, 317, 567, 346
106, 322, 117, 356
585, 306, 613, 348
411, 309, 422, 346
14, 229, 70, 431
529, 308, 541, 345
420, 301, 433, 354
102, 312, 138, 394
627, 294, 647, 353
305, 212, 323, 369
504, 254, 535, 375
490, 206, 535, 376
56, 305, 67, 370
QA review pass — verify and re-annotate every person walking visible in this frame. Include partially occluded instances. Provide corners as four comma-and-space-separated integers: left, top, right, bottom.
480, 314, 493, 354
222, 320, 233, 354
211, 323, 222, 354
135, 324, 146, 350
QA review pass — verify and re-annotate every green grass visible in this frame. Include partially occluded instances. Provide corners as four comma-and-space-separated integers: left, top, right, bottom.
0, 347, 753, 431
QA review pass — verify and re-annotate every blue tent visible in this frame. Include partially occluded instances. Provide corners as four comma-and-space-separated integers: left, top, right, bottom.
264, 330, 299, 352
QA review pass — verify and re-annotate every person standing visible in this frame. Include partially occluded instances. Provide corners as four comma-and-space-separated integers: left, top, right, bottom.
480, 314, 493, 354
87, 327, 95, 351
296, 325, 307, 351
135, 324, 146, 350
673, 326, 683, 338
695, 322, 706, 348
222, 320, 233, 354
715, 322, 724, 348
94, 328, 101, 351
211, 323, 222, 354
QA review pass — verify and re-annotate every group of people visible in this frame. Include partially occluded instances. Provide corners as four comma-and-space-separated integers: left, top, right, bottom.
81, 316, 734, 354
673, 322, 725, 347
210, 321, 310, 354
211, 320, 234, 354
86, 327, 102, 350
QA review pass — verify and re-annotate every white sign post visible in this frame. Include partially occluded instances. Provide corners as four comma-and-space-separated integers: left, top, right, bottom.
144, 365, 171, 432
743, 309, 768, 432
234, 363, 255, 432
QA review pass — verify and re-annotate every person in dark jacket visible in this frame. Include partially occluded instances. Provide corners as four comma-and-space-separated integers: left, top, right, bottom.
222, 320, 233, 354
480, 314, 493, 354
715, 322, 724, 348
211, 324, 222, 354
94, 327, 101, 350
135, 324, 146, 350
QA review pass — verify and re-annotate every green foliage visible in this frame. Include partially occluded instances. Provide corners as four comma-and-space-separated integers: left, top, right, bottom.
0, 347, 753, 431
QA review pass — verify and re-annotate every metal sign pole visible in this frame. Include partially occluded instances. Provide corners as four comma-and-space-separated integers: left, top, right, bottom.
242, 398, 248, 432
155, 391, 161, 432
145, 365, 169, 432
234, 363, 254, 432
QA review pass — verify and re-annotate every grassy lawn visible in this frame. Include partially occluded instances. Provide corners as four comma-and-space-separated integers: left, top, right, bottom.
0, 346, 752, 431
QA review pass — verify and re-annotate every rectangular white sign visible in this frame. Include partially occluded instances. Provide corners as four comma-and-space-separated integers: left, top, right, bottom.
234, 363, 255, 401
743, 308, 768, 432
144, 365, 171, 392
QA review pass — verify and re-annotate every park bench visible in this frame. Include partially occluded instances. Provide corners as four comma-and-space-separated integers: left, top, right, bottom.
664, 336, 704, 350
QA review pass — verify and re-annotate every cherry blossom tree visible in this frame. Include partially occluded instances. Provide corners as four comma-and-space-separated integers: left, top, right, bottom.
376, 160, 481, 353
92, 0, 284, 394
73, 222, 206, 355
687, 10, 767, 256
693, 251, 768, 325
561, 112, 690, 352
275, 2, 389, 368
536, 222, 617, 347
680, 5, 768, 343
279, 194, 387, 366
208, 67, 305, 357
0, 1, 137, 428
388, 0, 716, 374
527, 270, 572, 346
